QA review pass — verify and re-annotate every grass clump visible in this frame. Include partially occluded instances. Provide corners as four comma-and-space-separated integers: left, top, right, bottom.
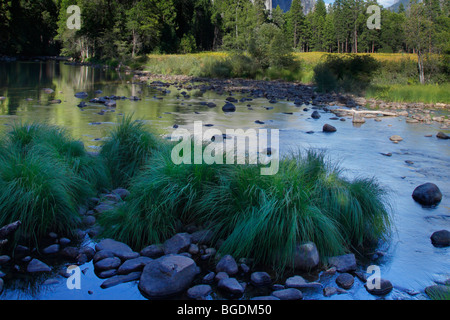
0, 122, 108, 246
100, 115, 160, 189
99, 142, 392, 273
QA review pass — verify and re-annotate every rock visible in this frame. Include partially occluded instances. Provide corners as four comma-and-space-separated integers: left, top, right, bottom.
138, 255, 200, 299
27, 259, 51, 273
352, 113, 366, 124
216, 255, 239, 275
0, 255, 11, 264
100, 272, 142, 289
240, 263, 250, 274
328, 254, 357, 273
187, 284, 213, 300
95, 239, 139, 260
215, 272, 229, 282
43, 88, 54, 94
140, 244, 165, 258
0, 278, 3, 294
60, 246, 80, 260
425, 285, 450, 299
222, 102, 236, 113
94, 257, 122, 271
93, 250, 115, 263
285, 275, 322, 289
202, 272, 216, 284
336, 273, 354, 290
218, 278, 245, 296
117, 256, 152, 275
323, 286, 338, 297
365, 278, 393, 296
323, 124, 337, 132
430, 230, 450, 247
104, 100, 116, 108
59, 237, 71, 246
82, 215, 96, 227
436, 132, 449, 139
188, 244, 199, 255
250, 272, 271, 287
164, 233, 192, 254
112, 188, 130, 200
271, 288, 303, 300
389, 135, 403, 142
293, 242, 320, 270
75, 92, 88, 98
412, 183, 442, 206
94, 203, 114, 214
50, 99, 62, 104
42, 244, 60, 255
97, 269, 118, 279
311, 111, 321, 119
0, 221, 21, 239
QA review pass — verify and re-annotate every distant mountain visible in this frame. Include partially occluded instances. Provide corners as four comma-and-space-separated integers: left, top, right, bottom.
271, 0, 317, 15
388, 0, 411, 12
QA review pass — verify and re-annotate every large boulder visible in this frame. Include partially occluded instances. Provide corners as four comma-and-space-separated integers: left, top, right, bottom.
412, 183, 442, 206
138, 255, 200, 299
293, 242, 320, 270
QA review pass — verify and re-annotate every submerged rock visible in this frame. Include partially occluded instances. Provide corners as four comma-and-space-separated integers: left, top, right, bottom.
365, 278, 393, 296
436, 132, 449, 140
412, 183, 442, 206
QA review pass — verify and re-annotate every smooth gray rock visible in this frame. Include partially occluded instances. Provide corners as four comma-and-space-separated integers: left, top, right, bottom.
42, 244, 60, 255
95, 239, 139, 260
202, 272, 215, 284
112, 188, 130, 200
271, 288, 303, 300
222, 103, 236, 112
311, 111, 321, 119
93, 250, 115, 263
27, 259, 51, 273
216, 255, 238, 275
323, 123, 337, 132
100, 272, 141, 289
190, 229, 214, 245
285, 275, 322, 289
138, 255, 200, 299
431, 230, 450, 247
365, 278, 393, 296
218, 278, 245, 296
117, 256, 152, 275
412, 183, 442, 206
140, 244, 165, 258
293, 242, 320, 270
187, 284, 212, 300
328, 254, 357, 273
215, 271, 229, 282
336, 273, 354, 290
94, 257, 122, 271
164, 233, 192, 255
250, 272, 271, 287
0, 255, 11, 264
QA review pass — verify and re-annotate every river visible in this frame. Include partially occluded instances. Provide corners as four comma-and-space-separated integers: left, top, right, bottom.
0, 60, 448, 300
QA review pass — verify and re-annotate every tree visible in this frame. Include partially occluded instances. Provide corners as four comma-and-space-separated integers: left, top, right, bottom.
286, 0, 306, 49
309, 0, 327, 51
404, 1, 434, 83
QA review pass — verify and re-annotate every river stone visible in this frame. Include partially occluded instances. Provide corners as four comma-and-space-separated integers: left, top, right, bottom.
215, 271, 229, 282
140, 244, 165, 258
412, 183, 442, 206
436, 132, 449, 140
60, 246, 80, 260
164, 233, 192, 254
43, 88, 54, 94
94, 257, 122, 271
250, 272, 272, 287
430, 230, 450, 247
352, 113, 366, 124
43, 244, 60, 255
75, 92, 88, 98
216, 255, 239, 275
138, 255, 200, 299
0, 255, 11, 264
94, 203, 115, 214
285, 275, 322, 289
389, 135, 403, 142
187, 284, 213, 300
251, 296, 280, 300
95, 239, 139, 260
100, 271, 142, 289
97, 269, 118, 279
311, 111, 321, 119
202, 272, 216, 284
218, 278, 245, 296
117, 256, 153, 275
365, 278, 393, 296
271, 288, 303, 300
27, 259, 51, 273
323, 286, 338, 297
323, 124, 337, 132
336, 273, 354, 290
293, 242, 320, 270
222, 102, 236, 113
328, 254, 357, 273
93, 250, 115, 263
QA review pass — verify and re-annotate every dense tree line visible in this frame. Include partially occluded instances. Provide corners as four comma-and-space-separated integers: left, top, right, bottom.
0, 0, 449, 65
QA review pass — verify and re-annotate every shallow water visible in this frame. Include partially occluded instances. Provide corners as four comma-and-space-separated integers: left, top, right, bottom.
0, 61, 448, 300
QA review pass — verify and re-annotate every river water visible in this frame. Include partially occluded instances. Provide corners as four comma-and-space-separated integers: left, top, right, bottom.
0, 60, 448, 300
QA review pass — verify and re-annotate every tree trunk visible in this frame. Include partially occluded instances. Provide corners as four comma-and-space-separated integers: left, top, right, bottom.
417, 51, 425, 84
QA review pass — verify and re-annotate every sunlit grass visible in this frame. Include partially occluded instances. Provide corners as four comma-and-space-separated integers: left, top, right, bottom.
366, 83, 450, 104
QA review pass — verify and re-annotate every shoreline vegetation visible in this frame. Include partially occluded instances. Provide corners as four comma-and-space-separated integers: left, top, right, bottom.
0, 118, 393, 264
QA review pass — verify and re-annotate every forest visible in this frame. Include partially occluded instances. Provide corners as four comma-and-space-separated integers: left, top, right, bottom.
0, 0, 448, 61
